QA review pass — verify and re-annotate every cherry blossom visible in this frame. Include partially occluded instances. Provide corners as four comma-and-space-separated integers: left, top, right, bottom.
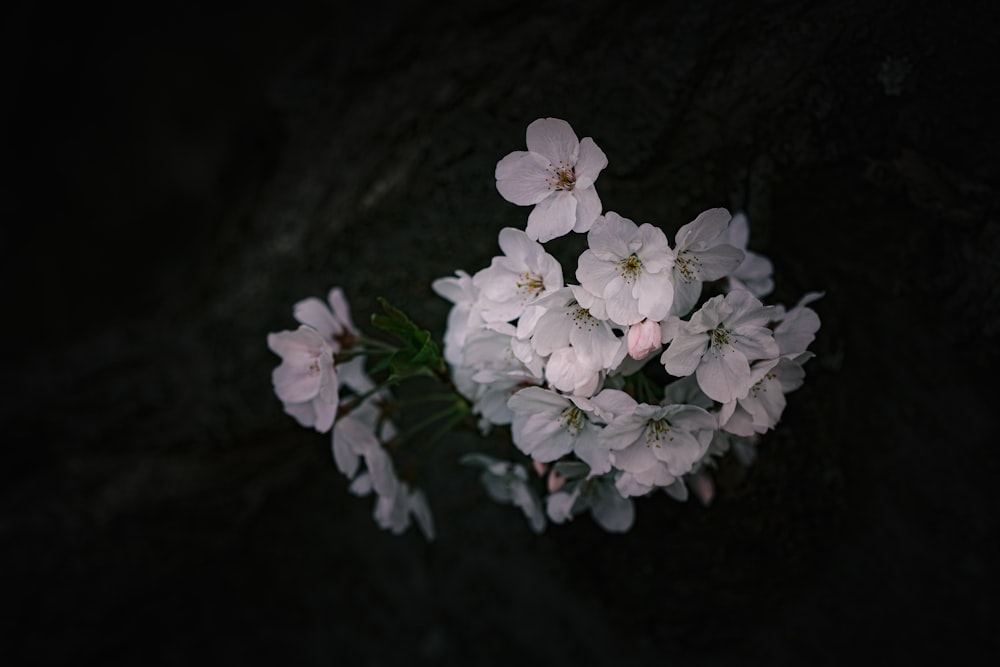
495, 118, 608, 242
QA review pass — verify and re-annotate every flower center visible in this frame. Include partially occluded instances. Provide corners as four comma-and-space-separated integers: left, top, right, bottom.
516, 272, 545, 299
618, 253, 644, 283
645, 418, 674, 448
546, 160, 576, 190
710, 324, 733, 351
674, 250, 701, 284
567, 305, 599, 331
558, 406, 585, 436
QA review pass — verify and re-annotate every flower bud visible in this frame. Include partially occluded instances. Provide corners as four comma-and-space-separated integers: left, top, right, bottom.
627, 319, 661, 360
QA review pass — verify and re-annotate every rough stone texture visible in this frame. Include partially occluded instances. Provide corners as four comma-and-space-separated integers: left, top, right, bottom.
3, 1, 997, 665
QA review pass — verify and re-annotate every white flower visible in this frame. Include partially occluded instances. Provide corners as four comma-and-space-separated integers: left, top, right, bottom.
773, 291, 823, 359
267, 325, 339, 433
293, 286, 359, 346
511, 287, 627, 396
670, 208, 745, 316
473, 227, 564, 323
660, 290, 779, 403
545, 470, 634, 533
718, 212, 774, 298
350, 471, 435, 541
495, 118, 608, 243
461, 454, 546, 533
576, 212, 676, 326
507, 386, 634, 474
432, 270, 484, 366
332, 415, 399, 497
718, 357, 806, 436
602, 395, 717, 478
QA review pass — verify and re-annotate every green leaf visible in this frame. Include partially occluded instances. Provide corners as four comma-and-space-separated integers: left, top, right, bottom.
370, 297, 445, 377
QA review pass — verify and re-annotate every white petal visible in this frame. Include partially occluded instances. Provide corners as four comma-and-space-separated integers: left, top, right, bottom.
674, 208, 731, 251
272, 360, 321, 404
293, 297, 340, 340
525, 117, 580, 165
573, 137, 608, 189
526, 190, 577, 243
610, 441, 659, 473
696, 346, 751, 403
693, 244, 745, 281
495, 151, 553, 205
636, 271, 674, 322
660, 333, 709, 377
571, 185, 602, 233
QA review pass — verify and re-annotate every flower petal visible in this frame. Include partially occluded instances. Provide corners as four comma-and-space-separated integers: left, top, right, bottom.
573, 137, 608, 189
571, 185, 602, 233
495, 151, 553, 205
525, 117, 580, 166
526, 190, 577, 242
696, 346, 751, 403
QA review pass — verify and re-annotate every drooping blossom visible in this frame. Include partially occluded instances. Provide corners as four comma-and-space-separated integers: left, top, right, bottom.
718, 212, 774, 298
268, 326, 339, 432
461, 454, 546, 533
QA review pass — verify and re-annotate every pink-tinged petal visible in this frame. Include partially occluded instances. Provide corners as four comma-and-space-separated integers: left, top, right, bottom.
627, 319, 662, 360
312, 392, 337, 433
327, 287, 358, 335
690, 473, 715, 507
674, 208, 731, 251
293, 297, 340, 340
496, 151, 553, 205
693, 244, 745, 281
332, 421, 363, 478
573, 137, 608, 188
776, 358, 807, 392
273, 361, 321, 403
526, 190, 577, 242
571, 185, 602, 233
697, 346, 751, 403
660, 333, 709, 377
525, 117, 580, 165
267, 327, 323, 359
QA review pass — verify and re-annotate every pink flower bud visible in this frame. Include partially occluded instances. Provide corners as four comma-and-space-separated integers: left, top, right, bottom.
627, 319, 661, 360
691, 472, 715, 507
547, 469, 567, 493
532, 459, 549, 477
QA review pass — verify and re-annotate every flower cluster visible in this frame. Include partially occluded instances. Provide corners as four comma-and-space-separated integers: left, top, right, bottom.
267, 118, 821, 538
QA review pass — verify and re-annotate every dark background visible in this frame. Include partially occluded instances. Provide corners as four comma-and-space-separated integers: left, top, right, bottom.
3, 1, 998, 664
